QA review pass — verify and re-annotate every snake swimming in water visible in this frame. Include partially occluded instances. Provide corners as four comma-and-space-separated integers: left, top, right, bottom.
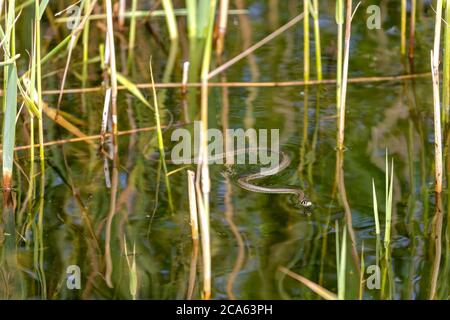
145, 123, 311, 207
189, 148, 312, 207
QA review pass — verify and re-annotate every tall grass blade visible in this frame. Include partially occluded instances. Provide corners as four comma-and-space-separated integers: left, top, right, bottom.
2, 0, 18, 203
372, 178, 380, 235
338, 225, 347, 300
385, 158, 394, 247
161, 0, 178, 40
186, 0, 197, 39
2, 59, 18, 196
359, 242, 365, 300
117, 72, 153, 109
38, 0, 49, 19
124, 236, 138, 300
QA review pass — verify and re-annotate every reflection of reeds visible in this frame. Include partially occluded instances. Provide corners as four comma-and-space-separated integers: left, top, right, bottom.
194, 169, 211, 300
335, 220, 347, 300
149, 60, 174, 212
429, 193, 443, 299
187, 170, 199, 299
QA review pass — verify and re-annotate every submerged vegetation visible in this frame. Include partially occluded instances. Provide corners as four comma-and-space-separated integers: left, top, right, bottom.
0, 0, 448, 300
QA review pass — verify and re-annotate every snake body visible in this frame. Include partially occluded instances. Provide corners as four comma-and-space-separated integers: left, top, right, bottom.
209, 148, 312, 207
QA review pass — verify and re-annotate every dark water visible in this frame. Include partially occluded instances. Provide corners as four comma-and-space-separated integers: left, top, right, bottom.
0, 1, 448, 300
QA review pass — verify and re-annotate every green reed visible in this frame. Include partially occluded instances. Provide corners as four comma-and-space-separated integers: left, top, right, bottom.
162, 0, 178, 40
82, 0, 91, 90
337, 0, 353, 150
311, 0, 322, 80
336, 0, 344, 112
443, 0, 450, 123
359, 242, 365, 300
371, 151, 395, 299
198, 0, 217, 300
372, 178, 381, 235
127, 0, 138, 64
401, 0, 406, 56
149, 60, 174, 213
303, 0, 310, 81
335, 220, 347, 300
409, 0, 417, 60
384, 153, 394, 248
124, 235, 138, 300
1, 0, 18, 197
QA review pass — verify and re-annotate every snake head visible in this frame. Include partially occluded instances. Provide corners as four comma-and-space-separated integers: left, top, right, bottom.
291, 195, 312, 210
300, 199, 312, 207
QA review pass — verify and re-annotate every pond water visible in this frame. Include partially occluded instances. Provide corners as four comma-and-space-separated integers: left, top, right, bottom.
0, 1, 448, 300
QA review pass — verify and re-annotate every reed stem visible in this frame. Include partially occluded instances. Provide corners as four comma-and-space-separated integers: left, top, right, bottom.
312, 0, 322, 80
197, 0, 217, 300
336, 0, 344, 112
2, 0, 18, 203
432, 0, 444, 193
161, 0, 179, 40
216, 0, 229, 56
409, 0, 416, 61
303, 0, 310, 81
128, 0, 137, 64
106, 0, 118, 137
443, 0, 450, 123
337, 0, 353, 150
401, 0, 407, 56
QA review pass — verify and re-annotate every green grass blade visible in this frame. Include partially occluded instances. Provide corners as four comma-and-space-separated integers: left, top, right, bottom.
116, 72, 153, 109
38, 0, 49, 20
2, 63, 18, 186
338, 227, 347, 300
372, 178, 380, 235
161, 0, 178, 40
186, 0, 197, 38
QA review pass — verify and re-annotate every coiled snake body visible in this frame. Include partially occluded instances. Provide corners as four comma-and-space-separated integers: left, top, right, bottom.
208, 148, 312, 207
